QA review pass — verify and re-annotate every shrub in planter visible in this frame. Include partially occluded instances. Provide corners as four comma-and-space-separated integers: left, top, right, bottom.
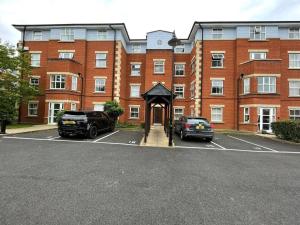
104, 101, 124, 121
271, 120, 300, 142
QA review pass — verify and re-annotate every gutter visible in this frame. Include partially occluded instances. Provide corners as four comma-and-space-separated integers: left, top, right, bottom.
18, 25, 26, 123
109, 25, 117, 101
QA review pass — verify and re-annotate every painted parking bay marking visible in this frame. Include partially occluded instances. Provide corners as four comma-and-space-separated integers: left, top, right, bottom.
93, 130, 120, 143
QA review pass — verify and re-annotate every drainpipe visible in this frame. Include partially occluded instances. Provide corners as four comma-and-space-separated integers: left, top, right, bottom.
237, 74, 243, 131
109, 25, 117, 101
198, 23, 204, 116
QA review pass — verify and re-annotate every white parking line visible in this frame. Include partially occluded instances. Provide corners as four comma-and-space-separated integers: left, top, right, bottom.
49, 136, 60, 140
93, 130, 120, 143
211, 141, 226, 150
227, 135, 278, 152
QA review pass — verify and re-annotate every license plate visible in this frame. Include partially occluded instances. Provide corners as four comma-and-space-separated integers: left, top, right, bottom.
63, 121, 75, 125
196, 125, 204, 130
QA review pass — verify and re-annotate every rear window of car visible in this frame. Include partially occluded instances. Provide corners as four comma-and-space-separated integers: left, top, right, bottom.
187, 118, 210, 125
63, 111, 86, 118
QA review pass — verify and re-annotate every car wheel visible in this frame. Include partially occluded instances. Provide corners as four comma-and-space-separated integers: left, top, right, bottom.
59, 132, 68, 138
88, 125, 98, 139
180, 130, 185, 140
109, 123, 115, 132
206, 137, 213, 142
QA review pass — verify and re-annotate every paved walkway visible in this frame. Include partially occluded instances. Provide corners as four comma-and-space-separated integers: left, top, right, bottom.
3, 125, 57, 135
140, 125, 171, 147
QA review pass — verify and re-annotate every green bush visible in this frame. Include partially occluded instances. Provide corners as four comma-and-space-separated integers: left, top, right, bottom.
104, 101, 124, 120
271, 120, 300, 142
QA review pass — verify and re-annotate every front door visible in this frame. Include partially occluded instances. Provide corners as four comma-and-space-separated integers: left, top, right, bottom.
259, 108, 275, 133
153, 107, 163, 124
48, 102, 64, 124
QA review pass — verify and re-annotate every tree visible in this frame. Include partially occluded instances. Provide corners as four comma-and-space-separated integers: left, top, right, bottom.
104, 101, 124, 120
0, 41, 39, 133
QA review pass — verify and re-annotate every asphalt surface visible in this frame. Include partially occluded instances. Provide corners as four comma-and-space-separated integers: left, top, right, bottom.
0, 129, 300, 225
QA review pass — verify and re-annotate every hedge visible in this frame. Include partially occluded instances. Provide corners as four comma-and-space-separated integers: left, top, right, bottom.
271, 120, 300, 143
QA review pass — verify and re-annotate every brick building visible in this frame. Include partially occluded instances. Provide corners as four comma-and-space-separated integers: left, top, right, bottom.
13, 21, 300, 132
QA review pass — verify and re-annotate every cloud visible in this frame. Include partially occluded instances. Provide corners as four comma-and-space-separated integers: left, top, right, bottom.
0, 0, 300, 44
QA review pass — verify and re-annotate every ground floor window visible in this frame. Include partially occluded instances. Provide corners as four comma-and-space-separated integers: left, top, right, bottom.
211, 107, 223, 122
244, 107, 250, 123
130, 106, 139, 119
174, 107, 184, 120
289, 108, 300, 120
71, 103, 77, 111
28, 101, 38, 116
94, 104, 104, 111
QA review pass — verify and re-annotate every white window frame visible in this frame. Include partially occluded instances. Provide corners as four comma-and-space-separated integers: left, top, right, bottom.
154, 60, 165, 74
97, 30, 107, 40
59, 52, 74, 59
257, 77, 276, 93
129, 106, 140, 119
244, 107, 250, 123
50, 75, 65, 89
289, 53, 300, 69
130, 84, 140, 98
212, 28, 223, 39
211, 80, 224, 95
250, 26, 266, 40
211, 53, 224, 68
30, 77, 39, 86
60, 28, 74, 41
289, 80, 300, 97
243, 78, 250, 94
94, 78, 106, 93
249, 52, 267, 60
33, 31, 42, 41
289, 108, 300, 120
71, 76, 78, 91
211, 107, 223, 123
95, 53, 107, 68
31, 53, 40, 67
174, 45, 185, 53
131, 63, 141, 76
174, 107, 184, 121
288, 28, 300, 39
174, 64, 185, 76
71, 103, 77, 111
132, 44, 141, 53
174, 85, 184, 98
94, 104, 104, 111
28, 101, 38, 116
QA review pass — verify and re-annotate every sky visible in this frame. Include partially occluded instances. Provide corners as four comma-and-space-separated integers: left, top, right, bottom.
1, 0, 300, 44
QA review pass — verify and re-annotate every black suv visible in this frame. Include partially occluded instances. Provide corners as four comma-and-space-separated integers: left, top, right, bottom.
58, 111, 115, 139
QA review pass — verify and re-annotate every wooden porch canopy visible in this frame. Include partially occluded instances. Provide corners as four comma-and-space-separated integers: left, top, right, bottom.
142, 83, 176, 143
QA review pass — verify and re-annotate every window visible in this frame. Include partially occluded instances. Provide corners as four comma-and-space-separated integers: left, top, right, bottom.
132, 44, 141, 53
95, 53, 107, 68
289, 53, 300, 69
211, 107, 223, 122
97, 30, 107, 40
131, 64, 141, 76
174, 45, 185, 53
31, 53, 40, 67
28, 102, 38, 116
33, 31, 42, 40
60, 28, 74, 41
211, 54, 224, 68
95, 78, 106, 92
211, 80, 224, 95
289, 109, 300, 120
212, 28, 223, 39
50, 75, 65, 89
257, 77, 276, 93
190, 82, 195, 98
130, 106, 139, 118
243, 78, 250, 94
289, 80, 300, 96
175, 64, 185, 76
130, 85, 140, 97
174, 108, 184, 120
59, 52, 74, 59
174, 85, 184, 98
71, 76, 77, 91
94, 104, 104, 111
30, 77, 39, 86
191, 58, 196, 73
289, 28, 300, 39
154, 60, 165, 74
244, 107, 250, 123
71, 103, 76, 111
250, 26, 266, 40
249, 52, 267, 60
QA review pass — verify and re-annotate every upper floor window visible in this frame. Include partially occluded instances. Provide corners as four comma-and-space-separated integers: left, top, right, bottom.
29, 77, 39, 86
97, 30, 107, 40
154, 60, 165, 74
71, 76, 78, 91
174, 45, 185, 53
250, 26, 266, 40
33, 31, 42, 41
174, 64, 185, 76
95, 53, 107, 68
59, 52, 74, 59
211, 79, 224, 95
131, 63, 141, 76
190, 82, 195, 98
289, 28, 300, 39
28, 101, 38, 116
60, 28, 74, 41
174, 85, 184, 98
249, 52, 267, 60
174, 108, 184, 120
132, 44, 141, 53
31, 53, 40, 67
289, 80, 300, 97
257, 77, 276, 93
95, 78, 106, 92
243, 78, 250, 94
211, 53, 224, 68
50, 75, 65, 89
289, 108, 300, 120
212, 28, 223, 39
289, 53, 300, 69
191, 58, 196, 73
130, 84, 140, 98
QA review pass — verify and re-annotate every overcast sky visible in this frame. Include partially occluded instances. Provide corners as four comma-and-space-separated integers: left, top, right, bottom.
1, 0, 300, 44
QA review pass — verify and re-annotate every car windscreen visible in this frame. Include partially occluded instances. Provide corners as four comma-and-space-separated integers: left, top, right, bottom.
187, 119, 210, 125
